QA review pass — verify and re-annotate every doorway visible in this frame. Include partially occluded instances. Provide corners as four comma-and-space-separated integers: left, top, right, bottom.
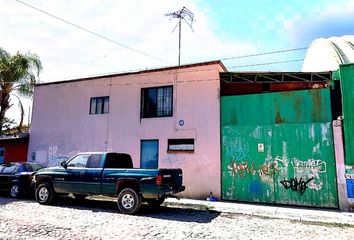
140, 140, 159, 169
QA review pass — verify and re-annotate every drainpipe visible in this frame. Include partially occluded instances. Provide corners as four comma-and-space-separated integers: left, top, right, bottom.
105, 78, 112, 151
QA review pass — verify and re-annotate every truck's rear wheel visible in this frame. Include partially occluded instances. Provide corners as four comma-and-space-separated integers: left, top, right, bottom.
35, 182, 56, 205
117, 188, 142, 214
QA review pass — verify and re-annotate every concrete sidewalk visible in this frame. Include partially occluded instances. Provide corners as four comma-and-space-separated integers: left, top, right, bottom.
165, 198, 354, 226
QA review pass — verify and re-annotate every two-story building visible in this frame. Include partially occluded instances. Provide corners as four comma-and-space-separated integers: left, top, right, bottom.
28, 61, 227, 199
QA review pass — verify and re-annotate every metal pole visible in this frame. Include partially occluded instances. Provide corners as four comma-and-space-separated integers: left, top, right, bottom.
178, 17, 181, 66
165, 7, 194, 66
28, 105, 31, 126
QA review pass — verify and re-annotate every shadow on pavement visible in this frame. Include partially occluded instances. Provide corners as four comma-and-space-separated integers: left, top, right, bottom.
0, 191, 34, 205
141, 205, 220, 223
56, 196, 220, 223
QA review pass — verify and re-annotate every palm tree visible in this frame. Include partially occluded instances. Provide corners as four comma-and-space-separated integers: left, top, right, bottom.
0, 48, 42, 134
11, 94, 25, 134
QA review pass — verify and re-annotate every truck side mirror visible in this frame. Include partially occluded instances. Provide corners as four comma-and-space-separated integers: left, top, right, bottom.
61, 161, 68, 169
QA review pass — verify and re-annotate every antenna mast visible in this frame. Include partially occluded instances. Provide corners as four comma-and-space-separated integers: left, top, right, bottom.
165, 7, 195, 66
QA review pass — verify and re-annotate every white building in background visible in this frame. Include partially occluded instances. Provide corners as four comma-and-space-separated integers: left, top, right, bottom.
302, 35, 354, 72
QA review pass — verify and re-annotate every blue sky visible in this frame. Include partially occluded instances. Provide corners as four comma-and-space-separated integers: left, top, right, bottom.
0, 0, 354, 122
204, 0, 353, 45
1, 0, 354, 77
199, 0, 354, 70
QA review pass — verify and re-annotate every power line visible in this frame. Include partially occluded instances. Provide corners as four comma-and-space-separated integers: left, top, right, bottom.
14, 0, 169, 64
4, 57, 305, 84
2, 77, 219, 87
220, 47, 308, 61
39, 77, 220, 88
228, 59, 304, 69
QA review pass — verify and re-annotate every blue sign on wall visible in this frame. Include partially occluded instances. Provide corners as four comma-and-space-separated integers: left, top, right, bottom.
347, 179, 354, 198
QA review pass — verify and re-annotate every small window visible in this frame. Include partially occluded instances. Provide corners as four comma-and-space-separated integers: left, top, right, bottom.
90, 96, 109, 114
67, 154, 90, 168
88, 154, 102, 168
105, 153, 133, 168
141, 86, 172, 118
168, 139, 194, 153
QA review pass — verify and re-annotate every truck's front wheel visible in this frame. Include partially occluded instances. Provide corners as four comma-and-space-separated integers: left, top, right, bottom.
117, 188, 142, 214
35, 182, 56, 205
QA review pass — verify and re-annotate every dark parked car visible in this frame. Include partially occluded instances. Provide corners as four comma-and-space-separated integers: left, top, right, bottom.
0, 162, 44, 198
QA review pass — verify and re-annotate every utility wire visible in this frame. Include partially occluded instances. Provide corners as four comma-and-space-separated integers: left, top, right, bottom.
220, 47, 308, 61
228, 59, 304, 69
1, 56, 306, 84
40, 77, 220, 88
14, 0, 169, 64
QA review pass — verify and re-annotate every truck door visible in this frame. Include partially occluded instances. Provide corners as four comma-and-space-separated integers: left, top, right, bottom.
58, 154, 90, 193
81, 154, 103, 194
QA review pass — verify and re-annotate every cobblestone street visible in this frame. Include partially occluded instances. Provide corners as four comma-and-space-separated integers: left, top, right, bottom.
0, 195, 353, 240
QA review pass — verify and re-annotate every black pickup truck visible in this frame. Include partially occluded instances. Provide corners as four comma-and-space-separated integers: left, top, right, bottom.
33, 152, 185, 214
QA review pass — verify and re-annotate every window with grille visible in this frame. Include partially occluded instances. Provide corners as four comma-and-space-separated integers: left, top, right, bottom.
141, 86, 173, 118
90, 96, 109, 114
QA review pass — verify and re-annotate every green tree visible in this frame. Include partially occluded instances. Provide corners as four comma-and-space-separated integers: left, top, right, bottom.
0, 47, 42, 134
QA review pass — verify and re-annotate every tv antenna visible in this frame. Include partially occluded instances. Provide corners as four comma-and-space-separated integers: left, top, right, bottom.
165, 7, 195, 66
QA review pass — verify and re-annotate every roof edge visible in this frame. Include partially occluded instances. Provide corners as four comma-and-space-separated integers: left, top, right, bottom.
37, 60, 226, 87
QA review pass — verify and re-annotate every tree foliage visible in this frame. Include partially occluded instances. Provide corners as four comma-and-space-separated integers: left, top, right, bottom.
0, 47, 42, 134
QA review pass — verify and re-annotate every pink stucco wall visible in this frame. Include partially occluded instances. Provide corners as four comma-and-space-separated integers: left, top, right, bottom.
28, 62, 225, 199
333, 120, 353, 211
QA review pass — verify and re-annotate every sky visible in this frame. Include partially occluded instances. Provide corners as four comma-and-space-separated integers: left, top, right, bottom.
1, 0, 354, 125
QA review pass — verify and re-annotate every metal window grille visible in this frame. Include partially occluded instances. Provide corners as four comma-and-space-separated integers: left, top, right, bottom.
90, 96, 109, 114
142, 86, 173, 118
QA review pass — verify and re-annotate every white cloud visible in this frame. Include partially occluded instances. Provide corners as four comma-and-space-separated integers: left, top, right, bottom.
282, 1, 354, 45
0, 0, 255, 123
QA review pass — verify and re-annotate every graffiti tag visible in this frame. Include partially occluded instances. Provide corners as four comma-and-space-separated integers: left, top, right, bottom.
291, 159, 326, 190
163, 155, 186, 167
227, 161, 255, 177
280, 177, 314, 195
227, 159, 283, 178
292, 159, 327, 174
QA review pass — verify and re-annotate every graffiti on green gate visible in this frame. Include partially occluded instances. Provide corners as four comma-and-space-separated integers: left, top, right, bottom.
226, 154, 327, 192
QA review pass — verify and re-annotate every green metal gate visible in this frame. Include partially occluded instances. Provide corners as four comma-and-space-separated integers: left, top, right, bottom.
339, 64, 354, 165
221, 89, 338, 208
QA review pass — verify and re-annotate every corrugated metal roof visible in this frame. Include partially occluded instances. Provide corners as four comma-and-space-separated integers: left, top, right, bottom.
220, 71, 332, 83
302, 35, 354, 72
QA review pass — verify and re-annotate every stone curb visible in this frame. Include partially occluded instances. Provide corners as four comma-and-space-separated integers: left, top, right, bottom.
165, 198, 354, 226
